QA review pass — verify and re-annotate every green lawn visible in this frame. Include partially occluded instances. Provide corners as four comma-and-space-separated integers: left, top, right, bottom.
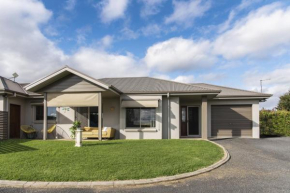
0, 139, 223, 181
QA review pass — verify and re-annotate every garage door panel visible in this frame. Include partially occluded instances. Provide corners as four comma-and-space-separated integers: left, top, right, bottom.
211, 105, 252, 137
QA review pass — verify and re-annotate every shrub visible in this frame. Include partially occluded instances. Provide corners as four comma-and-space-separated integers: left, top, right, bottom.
277, 90, 290, 111
260, 110, 290, 136
69, 121, 81, 139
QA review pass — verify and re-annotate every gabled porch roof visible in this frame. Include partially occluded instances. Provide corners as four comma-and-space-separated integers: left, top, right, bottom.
24, 66, 121, 95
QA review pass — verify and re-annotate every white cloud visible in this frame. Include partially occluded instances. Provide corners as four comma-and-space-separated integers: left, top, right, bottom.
144, 37, 215, 72
76, 25, 92, 45
214, 2, 290, 60
140, 0, 166, 18
65, 0, 77, 11
0, 0, 147, 83
174, 75, 194, 83
165, 0, 211, 27
0, 0, 67, 83
152, 73, 170, 80
44, 25, 59, 36
218, 0, 261, 33
69, 48, 148, 78
141, 24, 162, 36
198, 73, 225, 82
243, 64, 290, 109
120, 27, 139, 40
98, 35, 114, 49
98, 0, 129, 23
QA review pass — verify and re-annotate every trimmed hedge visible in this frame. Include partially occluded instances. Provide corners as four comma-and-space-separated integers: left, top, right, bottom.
260, 110, 290, 136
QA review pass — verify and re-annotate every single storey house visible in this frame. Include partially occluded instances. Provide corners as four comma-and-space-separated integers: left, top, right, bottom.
0, 66, 271, 140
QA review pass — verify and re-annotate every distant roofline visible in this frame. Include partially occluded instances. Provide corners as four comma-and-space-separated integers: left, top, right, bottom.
192, 83, 272, 97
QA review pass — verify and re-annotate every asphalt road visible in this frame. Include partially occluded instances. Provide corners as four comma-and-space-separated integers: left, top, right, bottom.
1, 137, 290, 193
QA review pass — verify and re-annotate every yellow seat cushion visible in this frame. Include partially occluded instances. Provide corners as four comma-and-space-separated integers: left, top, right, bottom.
82, 127, 115, 139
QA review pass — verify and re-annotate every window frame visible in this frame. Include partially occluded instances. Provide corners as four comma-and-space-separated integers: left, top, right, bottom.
125, 107, 156, 129
33, 105, 57, 124
75, 107, 99, 128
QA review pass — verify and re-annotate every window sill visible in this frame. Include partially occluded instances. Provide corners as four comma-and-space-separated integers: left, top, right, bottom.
125, 128, 157, 132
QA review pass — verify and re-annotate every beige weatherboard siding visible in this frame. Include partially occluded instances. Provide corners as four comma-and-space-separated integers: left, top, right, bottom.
120, 94, 162, 139
38, 74, 106, 93
47, 93, 99, 107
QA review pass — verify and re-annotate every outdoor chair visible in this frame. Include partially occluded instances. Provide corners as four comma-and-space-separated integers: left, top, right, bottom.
21, 125, 37, 139
41, 125, 57, 139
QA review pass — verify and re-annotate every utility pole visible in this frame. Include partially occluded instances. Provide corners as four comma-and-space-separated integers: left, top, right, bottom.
260, 79, 270, 93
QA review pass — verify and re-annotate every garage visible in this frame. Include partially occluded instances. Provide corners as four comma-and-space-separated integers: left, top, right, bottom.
211, 105, 252, 137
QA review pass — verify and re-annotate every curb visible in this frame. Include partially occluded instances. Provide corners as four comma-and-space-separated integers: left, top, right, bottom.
0, 140, 230, 188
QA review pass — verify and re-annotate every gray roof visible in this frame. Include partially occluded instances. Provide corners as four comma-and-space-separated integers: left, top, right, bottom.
192, 83, 272, 98
99, 77, 220, 94
19, 83, 40, 96
0, 71, 272, 99
0, 77, 27, 95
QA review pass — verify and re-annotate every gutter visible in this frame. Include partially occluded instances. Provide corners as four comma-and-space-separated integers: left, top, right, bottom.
123, 90, 221, 94
214, 96, 272, 100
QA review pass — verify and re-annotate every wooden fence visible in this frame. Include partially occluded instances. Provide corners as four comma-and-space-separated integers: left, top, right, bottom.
0, 111, 8, 139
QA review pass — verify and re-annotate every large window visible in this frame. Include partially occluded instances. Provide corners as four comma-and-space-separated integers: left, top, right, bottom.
126, 108, 156, 128
75, 107, 98, 127
35, 106, 57, 121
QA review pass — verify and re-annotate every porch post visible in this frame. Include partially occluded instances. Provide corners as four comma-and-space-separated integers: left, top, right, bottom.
201, 96, 208, 139
98, 92, 102, 141
43, 93, 47, 140
167, 93, 170, 139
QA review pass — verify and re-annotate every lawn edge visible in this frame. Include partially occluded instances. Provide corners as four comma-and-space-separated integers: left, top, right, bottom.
0, 140, 230, 188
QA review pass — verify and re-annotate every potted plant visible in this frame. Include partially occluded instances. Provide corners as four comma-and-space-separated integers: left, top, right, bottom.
70, 121, 81, 139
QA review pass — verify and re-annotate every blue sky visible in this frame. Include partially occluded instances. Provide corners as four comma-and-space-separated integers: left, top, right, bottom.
1, 0, 290, 109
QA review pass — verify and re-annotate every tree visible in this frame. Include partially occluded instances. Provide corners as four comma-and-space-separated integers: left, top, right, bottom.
277, 90, 290, 111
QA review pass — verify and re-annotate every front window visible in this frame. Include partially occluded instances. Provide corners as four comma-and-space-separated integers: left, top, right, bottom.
126, 108, 156, 128
75, 107, 98, 127
35, 106, 57, 121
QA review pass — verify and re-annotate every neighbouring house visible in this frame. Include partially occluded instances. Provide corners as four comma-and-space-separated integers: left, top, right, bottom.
0, 66, 271, 140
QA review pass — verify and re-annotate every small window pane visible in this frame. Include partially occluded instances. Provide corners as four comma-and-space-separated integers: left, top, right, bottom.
35, 106, 56, 121
126, 108, 140, 128
47, 107, 57, 121
182, 107, 186, 122
140, 108, 156, 128
35, 106, 43, 120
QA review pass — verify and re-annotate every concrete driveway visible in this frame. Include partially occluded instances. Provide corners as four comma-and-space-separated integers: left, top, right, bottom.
1, 137, 290, 193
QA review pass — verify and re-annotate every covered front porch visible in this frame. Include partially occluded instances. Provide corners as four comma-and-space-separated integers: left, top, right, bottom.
43, 92, 104, 140
24, 66, 120, 140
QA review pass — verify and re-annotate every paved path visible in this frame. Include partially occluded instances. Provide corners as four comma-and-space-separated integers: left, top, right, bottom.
1, 137, 290, 193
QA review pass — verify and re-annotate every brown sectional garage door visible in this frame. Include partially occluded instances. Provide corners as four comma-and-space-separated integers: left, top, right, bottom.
211, 105, 252, 137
